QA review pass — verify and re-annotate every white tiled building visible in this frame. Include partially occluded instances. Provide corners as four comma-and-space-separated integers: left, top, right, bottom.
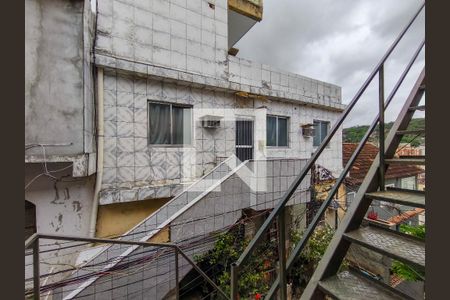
25, 0, 346, 296
95, 0, 345, 205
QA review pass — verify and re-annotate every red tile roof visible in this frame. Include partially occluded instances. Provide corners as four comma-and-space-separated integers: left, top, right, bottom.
388, 208, 425, 224
343, 143, 424, 185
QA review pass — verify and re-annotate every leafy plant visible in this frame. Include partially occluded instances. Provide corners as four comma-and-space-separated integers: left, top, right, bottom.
289, 224, 340, 293
391, 224, 425, 281
194, 228, 277, 299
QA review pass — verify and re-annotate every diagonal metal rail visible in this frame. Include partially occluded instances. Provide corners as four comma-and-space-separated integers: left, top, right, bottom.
230, 2, 425, 299
264, 39, 424, 299
25, 233, 229, 300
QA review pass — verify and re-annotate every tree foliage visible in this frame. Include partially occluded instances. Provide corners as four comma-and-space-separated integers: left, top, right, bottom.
194, 229, 276, 299
289, 224, 341, 293
343, 118, 425, 147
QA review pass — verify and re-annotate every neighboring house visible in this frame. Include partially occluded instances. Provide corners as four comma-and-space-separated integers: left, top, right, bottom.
25, 0, 97, 285
343, 142, 424, 225
25, 1, 345, 294
342, 142, 425, 290
93, 0, 345, 238
25, 0, 97, 238
342, 143, 424, 209
397, 143, 426, 191
396, 143, 425, 157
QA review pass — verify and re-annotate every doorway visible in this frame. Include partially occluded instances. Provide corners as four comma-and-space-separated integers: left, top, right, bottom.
235, 119, 254, 162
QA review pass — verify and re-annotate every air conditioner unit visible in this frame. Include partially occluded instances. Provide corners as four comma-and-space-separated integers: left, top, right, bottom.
200, 115, 222, 129
301, 123, 315, 137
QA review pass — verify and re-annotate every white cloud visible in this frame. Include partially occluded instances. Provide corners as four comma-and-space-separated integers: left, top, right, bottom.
235, 0, 425, 127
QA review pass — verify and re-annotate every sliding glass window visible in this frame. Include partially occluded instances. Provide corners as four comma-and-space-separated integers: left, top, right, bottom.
148, 101, 192, 146
266, 115, 289, 147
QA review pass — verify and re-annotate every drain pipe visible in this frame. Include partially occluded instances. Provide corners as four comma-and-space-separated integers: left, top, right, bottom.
89, 67, 104, 238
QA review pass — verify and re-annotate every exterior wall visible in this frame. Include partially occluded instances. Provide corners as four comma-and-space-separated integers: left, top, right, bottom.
96, 198, 170, 238
24, 0, 97, 288
25, 163, 95, 237
229, 56, 341, 104
96, 0, 229, 80
94, 0, 343, 108
25, 0, 96, 157
400, 176, 417, 190
99, 71, 342, 204
323, 183, 347, 229
99, 71, 238, 204
263, 99, 343, 175
24, 163, 95, 287
93, 0, 344, 207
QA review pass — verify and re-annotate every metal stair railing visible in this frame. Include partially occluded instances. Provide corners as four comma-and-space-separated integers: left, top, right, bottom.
25, 233, 228, 300
302, 66, 425, 300
230, 2, 425, 299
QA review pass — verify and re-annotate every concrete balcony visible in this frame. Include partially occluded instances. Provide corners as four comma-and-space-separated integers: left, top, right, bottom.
228, 0, 263, 49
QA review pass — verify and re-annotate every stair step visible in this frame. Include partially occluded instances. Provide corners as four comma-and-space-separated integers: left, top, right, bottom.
344, 225, 425, 271
396, 129, 425, 135
365, 189, 425, 208
318, 270, 408, 300
385, 157, 425, 165
408, 105, 425, 111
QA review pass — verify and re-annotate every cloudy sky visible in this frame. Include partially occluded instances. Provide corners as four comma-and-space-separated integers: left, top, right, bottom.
235, 0, 425, 127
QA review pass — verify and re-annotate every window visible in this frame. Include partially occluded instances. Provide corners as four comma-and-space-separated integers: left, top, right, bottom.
267, 115, 289, 147
313, 120, 330, 147
148, 101, 192, 145
346, 192, 356, 208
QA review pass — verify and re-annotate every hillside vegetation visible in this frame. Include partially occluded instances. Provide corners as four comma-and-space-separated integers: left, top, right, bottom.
343, 118, 425, 147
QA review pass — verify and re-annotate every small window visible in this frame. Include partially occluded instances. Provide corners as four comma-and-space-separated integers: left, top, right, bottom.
148, 102, 192, 145
346, 191, 356, 208
313, 120, 330, 147
267, 115, 289, 147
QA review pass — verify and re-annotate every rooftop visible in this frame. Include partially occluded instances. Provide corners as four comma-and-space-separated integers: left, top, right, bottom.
343, 143, 424, 185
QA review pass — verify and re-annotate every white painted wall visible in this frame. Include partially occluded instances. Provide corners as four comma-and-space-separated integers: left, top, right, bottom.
25, 163, 95, 236
24, 163, 95, 289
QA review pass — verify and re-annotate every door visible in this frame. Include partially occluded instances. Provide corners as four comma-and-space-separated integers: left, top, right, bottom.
236, 119, 254, 162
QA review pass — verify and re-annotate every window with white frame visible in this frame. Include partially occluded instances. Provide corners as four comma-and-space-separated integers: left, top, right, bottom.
313, 120, 330, 147
148, 101, 192, 145
346, 191, 356, 208
267, 115, 289, 147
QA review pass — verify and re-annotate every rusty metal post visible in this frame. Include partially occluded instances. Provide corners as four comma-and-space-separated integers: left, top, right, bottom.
230, 263, 238, 299
278, 208, 287, 299
33, 239, 40, 300
379, 64, 386, 191
175, 248, 180, 300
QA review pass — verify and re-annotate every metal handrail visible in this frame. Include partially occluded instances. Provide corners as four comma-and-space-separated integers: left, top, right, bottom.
264, 39, 425, 299
230, 2, 425, 298
25, 233, 228, 300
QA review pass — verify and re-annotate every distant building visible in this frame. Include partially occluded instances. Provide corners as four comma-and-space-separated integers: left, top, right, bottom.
343, 142, 424, 225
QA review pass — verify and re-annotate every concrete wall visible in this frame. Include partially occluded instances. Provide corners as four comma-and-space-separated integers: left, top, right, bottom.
25, 163, 95, 237
98, 72, 342, 204
96, 0, 229, 80
229, 56, 341, 104
96, 198, 170, 238
25, 0, 95, 157
24, 163, 95, 288
94, 0, 343, 109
